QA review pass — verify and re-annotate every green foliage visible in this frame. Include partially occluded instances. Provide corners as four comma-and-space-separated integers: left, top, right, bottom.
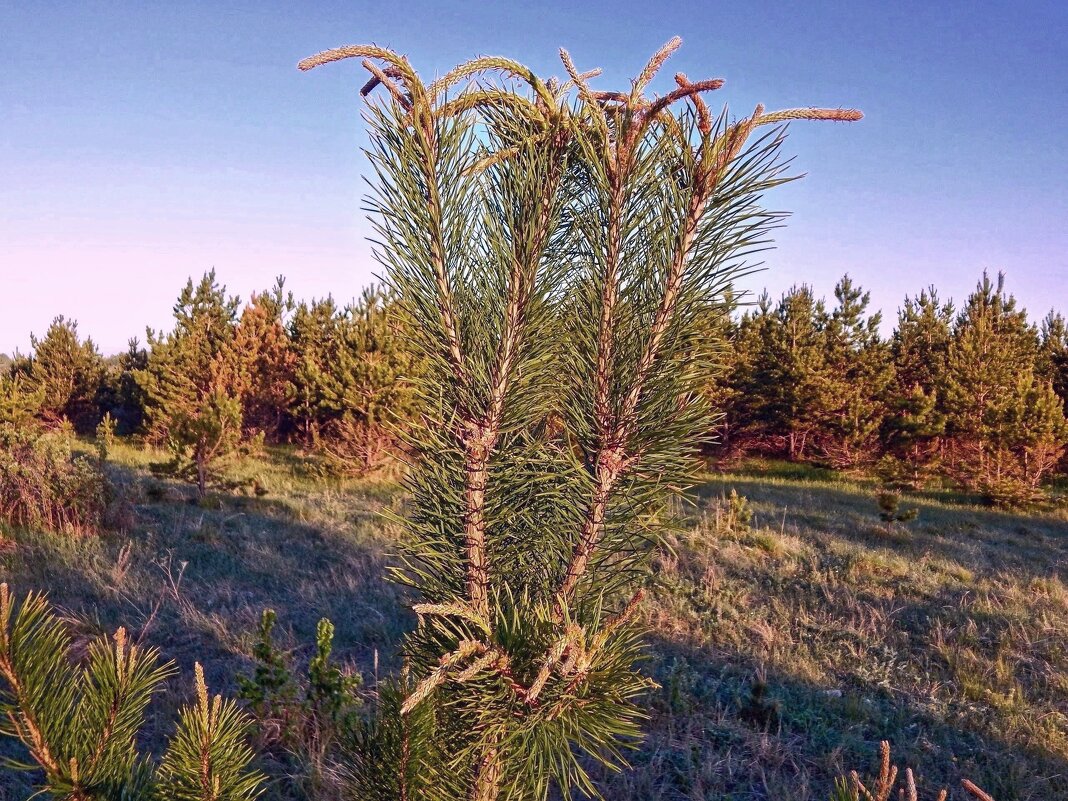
817, 276, 894, 467
942, 273, 1068, 502
307, 618, 362, 727
95, 412, 117, 461
237, 610, 362, 797
727, 489, 753, 530
237, 609, 300, 729
0, 373, 43, 427
301, 35, 859, 801
875, 489, 918, 530
138, 271, 245, 497
238, 610, 363, 738
731, 286, 834, 460
232, 278, 298, 442
17, 316, 106, 432
1038, 310, 1068, 409
713, 270, 1068, 504
98, 338, 150, 436
0, 584, 263, 800
289, 287, 420, 473
0, 424, 111, 536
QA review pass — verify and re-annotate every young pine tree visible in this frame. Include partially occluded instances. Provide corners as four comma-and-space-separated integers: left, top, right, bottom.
105, 338, 150, 436
137, 271, 244, 498
18, 316, 106, 433
289, 296, 344, 445
319, 288, 422, 474
0, 584, 263, 800
818, 275, 893, 467
301, 37, 859, 800
740, 285, 834, 460
0, 373, 43, 428
1038, 310, 1068, 409
883, 288, 954, 480
232, 279, 297, 442
943, 272, 1067, 501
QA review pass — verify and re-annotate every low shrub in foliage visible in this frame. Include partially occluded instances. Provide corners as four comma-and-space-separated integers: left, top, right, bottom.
0, 423, 114, 537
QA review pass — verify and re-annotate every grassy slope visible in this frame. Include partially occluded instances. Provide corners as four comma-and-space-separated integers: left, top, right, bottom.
1, 446, 1066, 800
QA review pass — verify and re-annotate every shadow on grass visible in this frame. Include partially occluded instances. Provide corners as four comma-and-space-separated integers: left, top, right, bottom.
593, 630, 1068, 801
0, 460, 413, 797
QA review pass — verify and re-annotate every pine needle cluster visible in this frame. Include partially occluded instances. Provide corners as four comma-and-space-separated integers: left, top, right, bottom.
0, 583, 263, 800
300, 37, 859, 800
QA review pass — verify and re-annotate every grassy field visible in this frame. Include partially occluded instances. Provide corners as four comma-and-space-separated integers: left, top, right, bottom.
1, 444, 1066, 800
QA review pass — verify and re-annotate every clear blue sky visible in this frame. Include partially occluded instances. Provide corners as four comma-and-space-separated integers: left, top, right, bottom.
1, 1, 1065, 354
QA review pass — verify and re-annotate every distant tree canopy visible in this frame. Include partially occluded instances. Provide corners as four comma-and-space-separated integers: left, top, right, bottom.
3, 268, 1065, 504
716, 271, 1068, 503
9, 317, 106, 433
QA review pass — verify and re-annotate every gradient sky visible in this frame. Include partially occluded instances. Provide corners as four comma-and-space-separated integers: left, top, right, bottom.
1, 1, 1066, 355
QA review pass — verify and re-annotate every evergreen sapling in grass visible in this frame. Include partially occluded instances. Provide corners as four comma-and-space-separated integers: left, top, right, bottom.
300, 36, 860, 801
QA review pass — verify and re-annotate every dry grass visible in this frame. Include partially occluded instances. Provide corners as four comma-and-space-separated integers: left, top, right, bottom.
597, 466, 1068, 800
0, 449, 1065, 799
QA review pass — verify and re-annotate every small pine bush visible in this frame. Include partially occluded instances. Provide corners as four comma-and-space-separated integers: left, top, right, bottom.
0, 583, 264, 800
95, 411, 117, 461
238, 609, 362, 793
876, 490, 919, 532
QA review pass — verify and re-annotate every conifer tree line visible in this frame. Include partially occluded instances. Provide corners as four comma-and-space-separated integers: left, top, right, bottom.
3, 267, 1066, 503
0, 274, 420, 492
711, 271, 1068, 503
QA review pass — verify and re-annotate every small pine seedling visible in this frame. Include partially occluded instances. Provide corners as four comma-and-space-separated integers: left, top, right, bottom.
877, 490, 919, 533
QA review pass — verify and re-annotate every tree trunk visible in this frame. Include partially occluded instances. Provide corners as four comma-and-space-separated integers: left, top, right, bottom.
196, 454, 207, 499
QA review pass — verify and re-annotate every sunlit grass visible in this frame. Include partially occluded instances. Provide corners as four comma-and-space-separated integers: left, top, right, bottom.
1, 449, 1065, 799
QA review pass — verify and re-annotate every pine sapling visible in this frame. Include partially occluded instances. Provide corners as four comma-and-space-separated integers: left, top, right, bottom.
301, 36, 860, 801
876, 490, 919, 533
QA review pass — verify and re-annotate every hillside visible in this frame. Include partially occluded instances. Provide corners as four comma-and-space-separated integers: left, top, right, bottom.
1, 446, 1064, 799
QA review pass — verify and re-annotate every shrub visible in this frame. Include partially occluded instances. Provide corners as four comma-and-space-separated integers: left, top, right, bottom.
316, 413, 397, 477
237, 609, 362, 795
95, 411, 117, 461
0, 423, 111, 537
876, 490, 918, 532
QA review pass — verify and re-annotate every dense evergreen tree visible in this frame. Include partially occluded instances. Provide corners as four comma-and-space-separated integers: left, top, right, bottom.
17, 316, 106, 432
329, 288, 419, 429
0, 374, 43, 428
733, 286, 832, 459
232, 279, 297, 441
286, 288, 419, 468
882, 288, 954, 478
942, 272, 1066, 498
137, 271, 244, 497
1038, 310, 1068, 408
97, 338, 150, 436
817, 275, 892, 467
891, 288, 954, 394
288, 296, 343, 445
